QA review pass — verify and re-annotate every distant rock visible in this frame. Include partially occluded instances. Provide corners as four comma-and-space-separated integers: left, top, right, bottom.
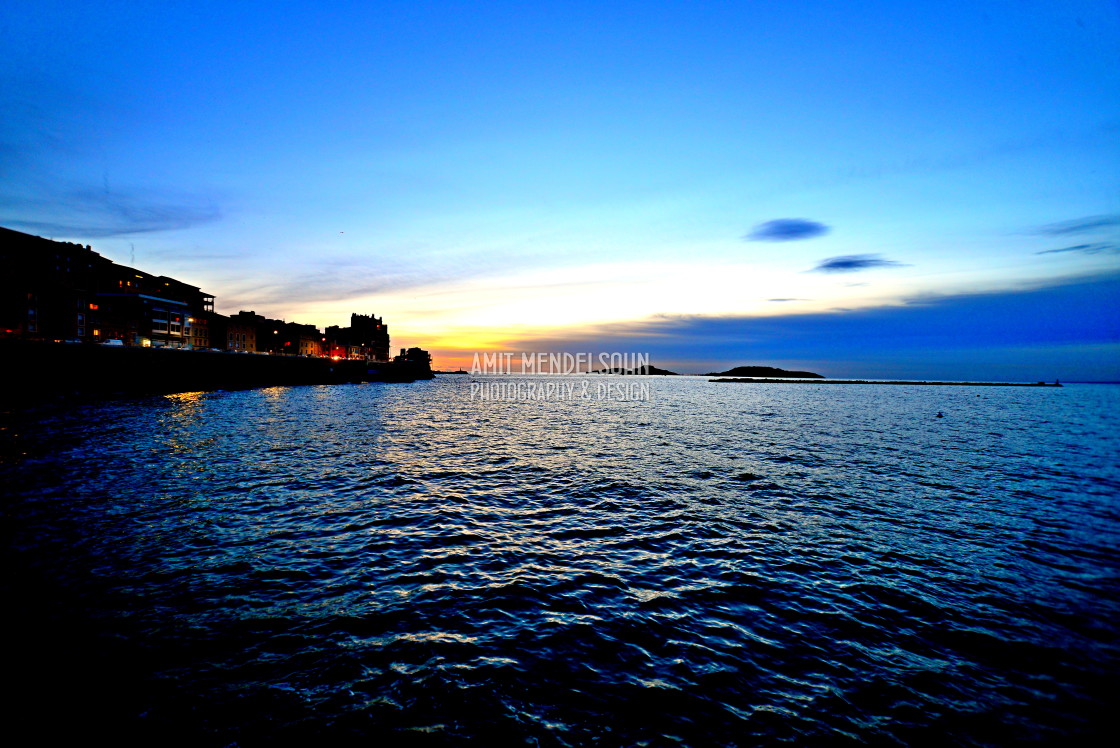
705, 365, 823, 378
591, 365, 678, 375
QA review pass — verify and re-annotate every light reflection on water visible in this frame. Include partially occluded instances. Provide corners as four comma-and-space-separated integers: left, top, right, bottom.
2, 377, 1118, 744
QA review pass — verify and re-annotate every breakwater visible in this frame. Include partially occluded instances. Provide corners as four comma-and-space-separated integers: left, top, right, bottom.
1, 340, 431, 400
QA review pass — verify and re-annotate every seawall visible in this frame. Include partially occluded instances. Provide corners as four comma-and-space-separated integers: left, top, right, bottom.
1, 340, 431, 400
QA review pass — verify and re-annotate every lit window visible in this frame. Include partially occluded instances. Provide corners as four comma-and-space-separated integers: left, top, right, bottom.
90, 303, 99, 310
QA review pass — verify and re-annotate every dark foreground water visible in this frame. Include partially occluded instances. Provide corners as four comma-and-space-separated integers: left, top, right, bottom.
2, 377, 1118, 746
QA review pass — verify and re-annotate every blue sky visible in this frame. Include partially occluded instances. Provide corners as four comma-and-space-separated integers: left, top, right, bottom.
2, 1, 1118, 377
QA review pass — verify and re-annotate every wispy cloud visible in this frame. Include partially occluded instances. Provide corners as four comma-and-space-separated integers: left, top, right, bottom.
1036, 242, 1119, 256
1035, 215, 1120, 236
832, 120, 1119, 187
809, 254, 908, 273
217, 249, 571, 314
0, 81, 222, 238
220, 265, 436, 313
0, 183, 223, 238
746, 218, 830, 242
767, 298, 810, 302
145, 250, 244, 261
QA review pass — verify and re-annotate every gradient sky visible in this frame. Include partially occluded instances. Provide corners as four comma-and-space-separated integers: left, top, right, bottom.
2, 1, 1118, 377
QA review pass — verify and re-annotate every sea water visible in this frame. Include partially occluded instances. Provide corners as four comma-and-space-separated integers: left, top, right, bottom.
3, 377, 1117, 745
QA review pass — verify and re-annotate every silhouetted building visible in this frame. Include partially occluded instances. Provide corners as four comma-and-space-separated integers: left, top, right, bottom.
224, 312, 325, 356
93, 263, 214, 348
204, 313, 254, 352
226, 316, 256, 352
190, 313, 211, 349
2, 227, 415, 362
350, 313, 391, 361
1, 227, 111, 341
1, 227, 215, 348
229, 311, 281, 353
395, 347, 432, 366
283, 322, 324, 357
324, 313, 390, 361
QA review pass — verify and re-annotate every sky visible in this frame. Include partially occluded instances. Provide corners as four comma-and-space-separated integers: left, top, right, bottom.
2, 0, 1118, 378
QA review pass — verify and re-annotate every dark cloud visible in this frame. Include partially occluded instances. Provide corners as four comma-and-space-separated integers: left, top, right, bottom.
1036, 242, 1119, 256
1035, 215, 1120, 236
0, 184, 223, 238
0, 80, 226, 237
810, 254, 907, 273
746, 218, 830, 242
496, 272, 1120, 380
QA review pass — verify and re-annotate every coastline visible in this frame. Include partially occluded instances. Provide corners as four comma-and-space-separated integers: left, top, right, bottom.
1, 339, 433, 401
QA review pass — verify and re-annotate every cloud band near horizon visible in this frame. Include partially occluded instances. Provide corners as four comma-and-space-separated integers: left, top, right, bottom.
447, 273, 1120, 380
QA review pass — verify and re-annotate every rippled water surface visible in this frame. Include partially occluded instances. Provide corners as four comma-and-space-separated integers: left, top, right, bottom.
3, 377, 1118, 745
